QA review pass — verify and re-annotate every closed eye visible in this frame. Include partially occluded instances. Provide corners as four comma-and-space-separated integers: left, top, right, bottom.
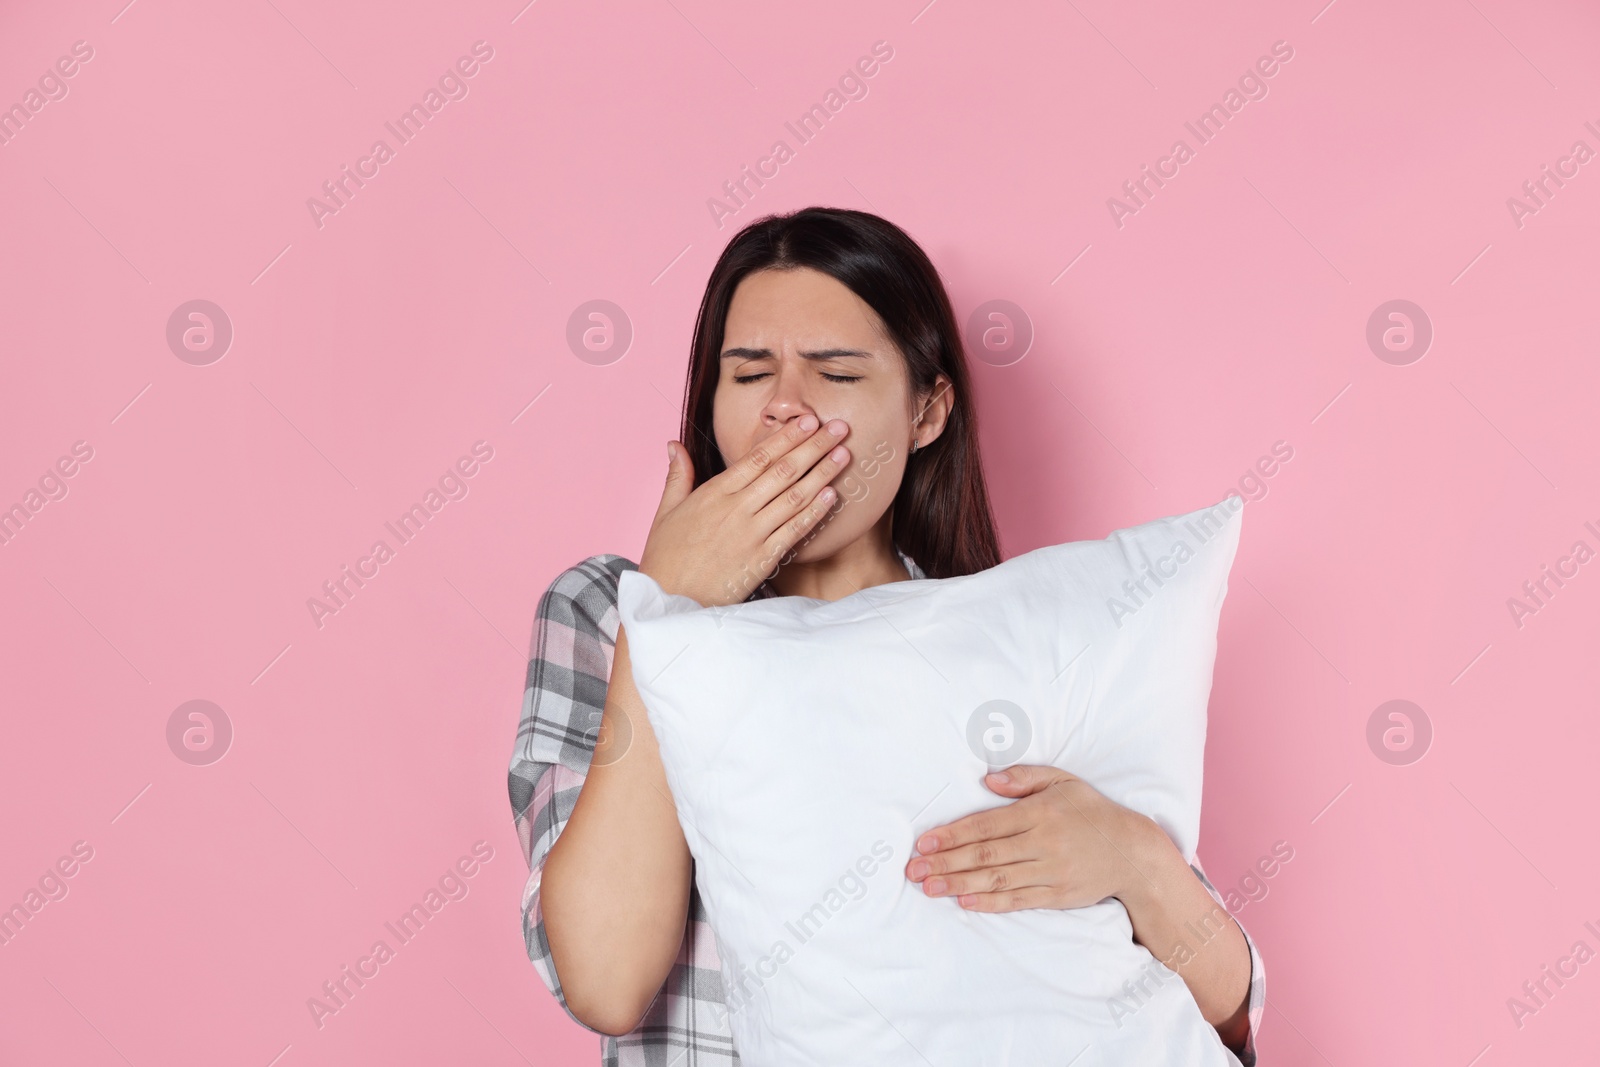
733, 371, 861, 384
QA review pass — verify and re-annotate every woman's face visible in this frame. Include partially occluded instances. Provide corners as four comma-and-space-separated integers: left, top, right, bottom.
713, 266, 948, 563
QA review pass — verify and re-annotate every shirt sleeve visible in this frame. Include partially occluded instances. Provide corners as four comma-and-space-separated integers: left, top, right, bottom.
508, 554, 639, 1035
1189, 858, 1265, 1067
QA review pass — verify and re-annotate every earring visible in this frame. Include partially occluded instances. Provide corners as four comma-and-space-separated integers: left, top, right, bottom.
909, 439, 919, 456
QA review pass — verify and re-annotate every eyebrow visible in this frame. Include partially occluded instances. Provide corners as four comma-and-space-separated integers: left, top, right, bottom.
720, 347, 875, 361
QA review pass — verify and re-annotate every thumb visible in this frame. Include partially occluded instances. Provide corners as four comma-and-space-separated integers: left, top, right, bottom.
983, 764, 1066, 796
658, 440, 694, 514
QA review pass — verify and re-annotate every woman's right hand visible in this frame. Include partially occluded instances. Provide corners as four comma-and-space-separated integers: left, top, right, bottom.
638, 415, 852, 607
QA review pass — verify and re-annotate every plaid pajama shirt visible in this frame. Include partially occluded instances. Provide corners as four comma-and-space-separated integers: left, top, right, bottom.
509, 552, 1266, 1066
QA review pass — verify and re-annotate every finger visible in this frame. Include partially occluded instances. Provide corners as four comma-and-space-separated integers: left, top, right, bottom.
916, 803, 1030, 855
906, 833, 1031, 880
737, 417, 850, 514
715, 414, 825, 496
955, 885, 1061, 913
918, 860, 1051, 899
983, 764, 1072, 797
752, 436, 852, 538
654, 440, 694, 520
758, 481, 839, 572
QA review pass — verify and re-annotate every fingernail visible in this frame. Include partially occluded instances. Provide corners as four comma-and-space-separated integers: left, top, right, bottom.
988, 770, 1010, 783
907, 860, 928, 880
666, 441, 675, 463
827, 419, 847, 436
925, 878, 946, 896
917, 834, 937, 852
799, 414, 818, 432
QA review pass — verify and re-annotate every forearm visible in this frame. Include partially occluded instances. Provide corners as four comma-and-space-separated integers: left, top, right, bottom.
540, 626, 694, 1035
1116, 815, 1252, 1049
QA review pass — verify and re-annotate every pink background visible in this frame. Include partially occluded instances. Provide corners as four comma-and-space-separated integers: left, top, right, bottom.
3, 0, 1598, 1063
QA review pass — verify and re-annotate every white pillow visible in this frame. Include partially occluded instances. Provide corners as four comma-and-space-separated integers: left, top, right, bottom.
616, 496, 1246, 1066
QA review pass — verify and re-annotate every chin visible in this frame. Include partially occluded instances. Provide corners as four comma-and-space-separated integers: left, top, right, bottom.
777, 512, 873, 568
775, 535, 836, 569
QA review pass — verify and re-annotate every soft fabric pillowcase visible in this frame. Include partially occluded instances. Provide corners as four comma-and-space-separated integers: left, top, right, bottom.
616, 496, 1246, 1066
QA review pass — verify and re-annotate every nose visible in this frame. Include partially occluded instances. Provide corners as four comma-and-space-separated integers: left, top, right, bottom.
760, 361, 818, 429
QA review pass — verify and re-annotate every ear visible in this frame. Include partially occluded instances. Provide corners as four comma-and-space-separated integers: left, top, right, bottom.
912, 373, 955, 451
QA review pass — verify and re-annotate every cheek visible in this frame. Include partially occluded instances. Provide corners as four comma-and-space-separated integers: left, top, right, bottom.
709, 419, 733, 465
840, 413, 906, 477
826, 440, 906, 529
709, 390, 746, 465
838, 441, 900, 501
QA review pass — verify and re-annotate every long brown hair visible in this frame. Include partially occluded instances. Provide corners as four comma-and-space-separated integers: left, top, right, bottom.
677, 206, 1002, 579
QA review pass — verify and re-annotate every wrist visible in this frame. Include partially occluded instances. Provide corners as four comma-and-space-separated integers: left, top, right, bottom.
638, 563, 711, 607
1113, 809, 1181, 910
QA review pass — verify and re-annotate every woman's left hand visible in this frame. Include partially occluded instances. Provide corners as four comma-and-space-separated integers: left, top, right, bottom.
904, 763, 1157, 911
908, 763, 1255, 1052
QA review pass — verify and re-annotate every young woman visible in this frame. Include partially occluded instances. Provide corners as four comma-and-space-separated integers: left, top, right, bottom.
509, 207, 1264, 1064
